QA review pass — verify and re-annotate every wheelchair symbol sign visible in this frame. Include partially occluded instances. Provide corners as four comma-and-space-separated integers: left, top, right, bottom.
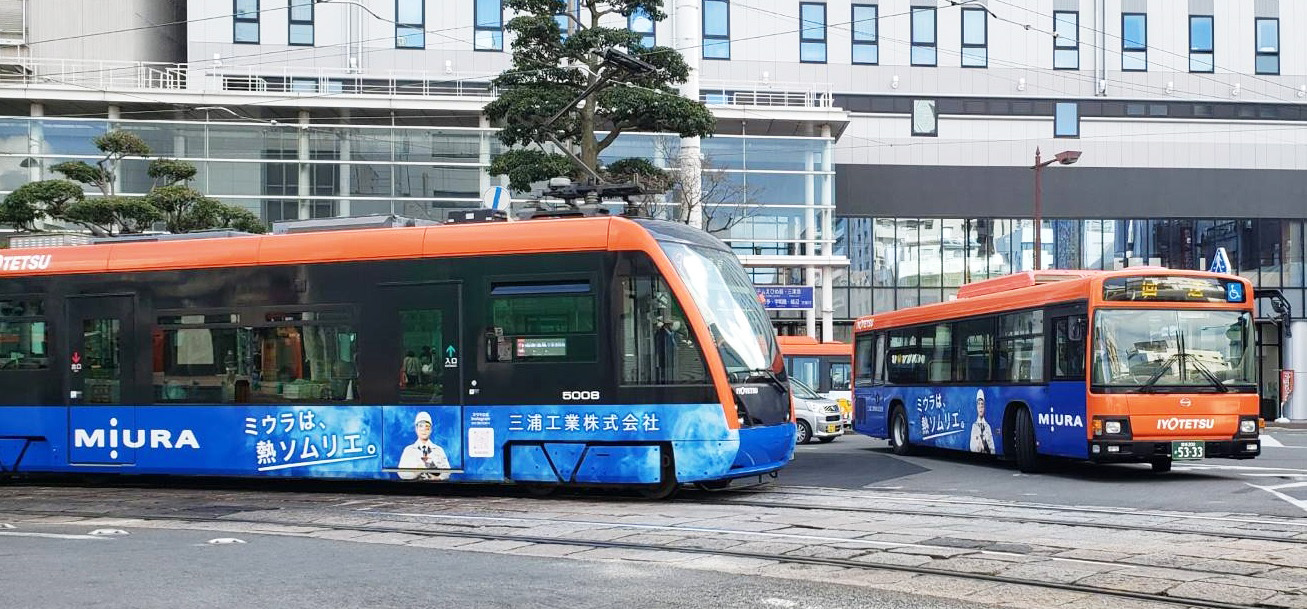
1225, 282, 1244, 303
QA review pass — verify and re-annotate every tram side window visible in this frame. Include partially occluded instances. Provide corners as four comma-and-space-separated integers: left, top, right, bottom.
0, 299, 48, 370
488, 281, 596, 362
996, 310, 1044, 383
153, 311, 359, 403
619, 270, 707, 384
953, 318, 994, 382
854, 334, 875, 387
1053, 315, 1087, 379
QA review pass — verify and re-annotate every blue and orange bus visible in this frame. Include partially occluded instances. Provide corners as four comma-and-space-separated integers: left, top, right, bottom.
0, 216, 794, 497
778, 336, 852, 426
853, 269, 1260, 472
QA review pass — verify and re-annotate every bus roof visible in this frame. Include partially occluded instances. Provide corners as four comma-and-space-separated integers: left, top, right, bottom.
777, 335, 852, 357
0, 216, 701, 277
854, 269, 1253, 333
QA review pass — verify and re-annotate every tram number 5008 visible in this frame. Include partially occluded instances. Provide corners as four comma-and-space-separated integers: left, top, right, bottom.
562, 391, 601, 401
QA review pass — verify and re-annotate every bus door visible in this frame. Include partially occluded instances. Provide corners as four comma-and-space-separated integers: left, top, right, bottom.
66, 295, 139, 465
374, 283, 464, 476
1044, 304, 1090, 458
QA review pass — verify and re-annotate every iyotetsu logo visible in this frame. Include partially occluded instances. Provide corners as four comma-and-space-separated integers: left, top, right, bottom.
0, 254, 52, 272
1155, 417, 1215, 431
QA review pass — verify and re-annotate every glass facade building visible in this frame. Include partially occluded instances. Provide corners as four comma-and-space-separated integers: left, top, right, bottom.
832, 217, 1305, 340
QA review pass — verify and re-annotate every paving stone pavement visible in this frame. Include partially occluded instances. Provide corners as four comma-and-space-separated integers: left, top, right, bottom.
2, 484, 1306, 609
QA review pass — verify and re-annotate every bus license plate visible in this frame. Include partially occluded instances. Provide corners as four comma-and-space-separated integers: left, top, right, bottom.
1171, 441, 1205, 461
826, 424, 840, 434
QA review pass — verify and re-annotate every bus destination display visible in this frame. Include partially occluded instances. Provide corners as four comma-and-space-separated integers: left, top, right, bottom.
1102, 276, 1245, 303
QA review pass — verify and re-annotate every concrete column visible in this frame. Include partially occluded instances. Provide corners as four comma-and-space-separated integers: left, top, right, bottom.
1284, 321, 1307, 421
27, 102, 43, 183
820, 125, 835, 341
297, 110, 311, 219
805, 148, 817, 338
675, 0, 703, 228
478, 115, 491, 202
338, 127, 351, 217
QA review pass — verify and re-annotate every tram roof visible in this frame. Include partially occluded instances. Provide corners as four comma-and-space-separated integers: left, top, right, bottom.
0, 216, 686, 277
854, 268, 1253, 332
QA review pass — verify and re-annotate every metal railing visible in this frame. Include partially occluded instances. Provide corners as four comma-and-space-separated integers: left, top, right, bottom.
0, 57, 498, 98
699, 81, 835, 108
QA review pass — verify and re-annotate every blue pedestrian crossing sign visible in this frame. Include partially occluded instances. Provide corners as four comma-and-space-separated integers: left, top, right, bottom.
1209, 247, 1231, 274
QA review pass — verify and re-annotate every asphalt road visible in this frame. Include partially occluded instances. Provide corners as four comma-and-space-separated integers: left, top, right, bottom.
0, 524, 988, 609
782, 428, 1307, 517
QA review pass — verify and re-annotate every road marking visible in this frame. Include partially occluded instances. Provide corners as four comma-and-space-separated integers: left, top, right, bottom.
0, 531, 107, 540
1246, 483, 1307, 514
1261, 435, 1285, 448
360, 510, 1134, 568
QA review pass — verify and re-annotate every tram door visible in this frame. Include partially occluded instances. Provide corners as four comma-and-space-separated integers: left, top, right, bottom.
66, 295, 140, 465
374, 283, 465, 475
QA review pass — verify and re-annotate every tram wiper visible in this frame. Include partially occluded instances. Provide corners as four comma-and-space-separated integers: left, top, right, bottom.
739, 367, 789, 394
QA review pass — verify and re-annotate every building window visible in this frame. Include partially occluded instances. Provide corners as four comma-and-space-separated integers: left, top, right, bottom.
961, 7, 986, 67
1190, 15, 1213, 72
475, 0, 503, 50
396, 0, 425, 48
912, 99, 937, 137
1055, 102, 1079, 138
911, 6, 936, 66
288, 0, 313, 46
234, 0, 259, 44
1122, 13, 1147, 71
799, 2, 827, 63
629, 7, 655, 48
555, 0, 576, 40
703, 0, 729, 59
1053, 10, 1078, 69
851, 4, 878, 65
1256, 18, 1279, 75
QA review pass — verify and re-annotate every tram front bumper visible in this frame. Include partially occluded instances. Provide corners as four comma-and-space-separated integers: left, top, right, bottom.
1089, 438, 1261, 462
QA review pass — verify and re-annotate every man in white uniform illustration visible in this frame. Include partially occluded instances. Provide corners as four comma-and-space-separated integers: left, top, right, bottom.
969, 389, 995, 454
398, 411, 450, 480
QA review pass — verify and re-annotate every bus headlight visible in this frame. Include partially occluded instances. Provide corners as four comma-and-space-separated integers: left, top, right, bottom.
1239, 418, 1259, 436
1105, 421, 1122, 435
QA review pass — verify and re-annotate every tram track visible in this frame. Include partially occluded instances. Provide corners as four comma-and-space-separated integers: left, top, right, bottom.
681, 493, 1307, 546
0, 505, 1285, 609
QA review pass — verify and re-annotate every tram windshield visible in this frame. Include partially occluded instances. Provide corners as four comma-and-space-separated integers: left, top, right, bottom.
659, 242, 780, 380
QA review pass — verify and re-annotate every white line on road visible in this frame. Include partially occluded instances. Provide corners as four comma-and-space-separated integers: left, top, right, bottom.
1261, 435, 1286, 448
1246, 483, 1307, 514
0, 531, 107, 540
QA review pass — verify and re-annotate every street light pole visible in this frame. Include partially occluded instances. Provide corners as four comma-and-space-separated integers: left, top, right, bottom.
1030, 148, 1083, 271
1034, 148, 1044, 271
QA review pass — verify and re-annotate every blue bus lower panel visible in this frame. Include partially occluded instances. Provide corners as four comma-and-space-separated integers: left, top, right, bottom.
0, 403, 794, 484
853, 385, 1089, 460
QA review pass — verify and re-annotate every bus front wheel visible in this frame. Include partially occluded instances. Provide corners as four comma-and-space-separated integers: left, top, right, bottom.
1150, 458, 1172, 473
1013, 408, 1043, 474
890, 407, 914, 456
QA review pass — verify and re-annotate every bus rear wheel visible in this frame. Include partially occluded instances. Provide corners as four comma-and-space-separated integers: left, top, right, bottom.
1013, 408, 1043, 474
889, 406, 913, 456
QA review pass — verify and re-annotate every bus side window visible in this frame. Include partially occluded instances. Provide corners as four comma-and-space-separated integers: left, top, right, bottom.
854, 335, 875, 387
1054, 315, 1087, 379
830, 362, 851, 391
873, 333, 887, 383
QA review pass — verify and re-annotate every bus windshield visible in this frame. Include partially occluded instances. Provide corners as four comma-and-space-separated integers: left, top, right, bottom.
1092, 309, 1255, 391
659, 242, 779, 379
